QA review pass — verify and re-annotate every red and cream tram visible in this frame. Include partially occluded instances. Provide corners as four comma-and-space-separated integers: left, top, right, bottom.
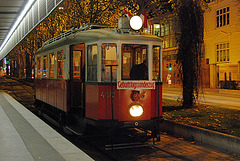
34, 17, 163, 142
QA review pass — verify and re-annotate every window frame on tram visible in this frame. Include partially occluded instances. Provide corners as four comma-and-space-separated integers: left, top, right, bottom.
35, 48, 67, 80
84, 42, 162, 83
121, 44, 149, 81
42, 55, 48, 78
57, 50, 64, 79
49, 52, 55, 79
152, 45, 162, 81
70, 43, 86, 81
36, 56, 42, 79
87, 44, 98, 82
101, 43, 117, 82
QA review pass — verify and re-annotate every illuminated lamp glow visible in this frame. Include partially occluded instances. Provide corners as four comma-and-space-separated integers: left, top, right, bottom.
155, 24, 160, 28
0, 0, 36, 52
129, 105, 143, 117
130, 16, 143, 30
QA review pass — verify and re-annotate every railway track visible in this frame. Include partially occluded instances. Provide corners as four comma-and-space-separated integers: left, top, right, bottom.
0, 76, 35, 111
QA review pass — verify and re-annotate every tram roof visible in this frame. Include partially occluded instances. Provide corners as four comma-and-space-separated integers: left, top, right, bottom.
35, 27, 163, 55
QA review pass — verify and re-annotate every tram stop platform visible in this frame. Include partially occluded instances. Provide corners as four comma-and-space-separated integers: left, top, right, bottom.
0, 90, 93, 161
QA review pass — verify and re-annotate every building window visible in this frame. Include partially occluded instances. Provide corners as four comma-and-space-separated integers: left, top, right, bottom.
154, 24, 160, 37
217, 7, 229, 28
158, 18, 176, 49
216, 42, 229, 63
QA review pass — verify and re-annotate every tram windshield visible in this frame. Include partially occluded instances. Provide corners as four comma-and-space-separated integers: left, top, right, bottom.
122, 44, 148, 80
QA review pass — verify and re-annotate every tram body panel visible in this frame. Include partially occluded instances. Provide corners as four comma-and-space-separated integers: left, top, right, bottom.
118, 89, 152, 121
85, 84, 100, 120
85, 84, 162, 122
151, 84, 162, 118
85, 84, 119, 120
35, 79, 68, 112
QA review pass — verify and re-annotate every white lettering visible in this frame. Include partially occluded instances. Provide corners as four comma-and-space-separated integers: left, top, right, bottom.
117, 81, 155, 89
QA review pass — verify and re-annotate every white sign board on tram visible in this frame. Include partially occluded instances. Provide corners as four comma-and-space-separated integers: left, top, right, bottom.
117, 81, 155, 89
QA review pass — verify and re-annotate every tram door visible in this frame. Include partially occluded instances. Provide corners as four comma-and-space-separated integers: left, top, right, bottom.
70, 44, 85, 115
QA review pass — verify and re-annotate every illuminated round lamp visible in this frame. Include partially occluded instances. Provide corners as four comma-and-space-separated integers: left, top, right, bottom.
129, 105, 143, 117
130, 16, 143, 30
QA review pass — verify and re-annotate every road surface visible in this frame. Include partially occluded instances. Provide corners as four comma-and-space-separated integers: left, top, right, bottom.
163, 86, 240, 110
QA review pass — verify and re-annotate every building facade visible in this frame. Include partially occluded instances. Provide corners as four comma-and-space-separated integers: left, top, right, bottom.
149, 13, 210, 87
204, 0, 240, 88
149, 15, 181, 86
149, 0, 239, 89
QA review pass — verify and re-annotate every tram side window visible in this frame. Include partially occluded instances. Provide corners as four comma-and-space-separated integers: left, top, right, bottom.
153, 46, 161, 80
43, 55, 48, 78
101, 43, 117, 82
37, 57, 42, 78
121, 44, 148, 80
87, 45, 97, 81
73, 50, 81, 79
57, 50, 64, 79
49, 53, 54, 78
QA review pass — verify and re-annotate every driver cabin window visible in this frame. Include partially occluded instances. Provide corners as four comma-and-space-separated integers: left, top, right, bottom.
101, 43, 117, 82
121, 44, 148, 80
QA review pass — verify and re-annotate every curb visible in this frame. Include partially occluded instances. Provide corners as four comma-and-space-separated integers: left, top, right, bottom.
160, 120, 240, 155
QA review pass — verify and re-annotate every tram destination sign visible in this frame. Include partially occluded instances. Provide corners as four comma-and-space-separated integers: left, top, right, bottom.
117, 81, 155, 89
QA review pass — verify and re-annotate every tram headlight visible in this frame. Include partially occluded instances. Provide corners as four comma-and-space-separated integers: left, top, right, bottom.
129, 105, 143, 117
130, 16, 143, 30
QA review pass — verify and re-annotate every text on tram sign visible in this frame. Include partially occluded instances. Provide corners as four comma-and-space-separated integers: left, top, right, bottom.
117, 81, 155, 89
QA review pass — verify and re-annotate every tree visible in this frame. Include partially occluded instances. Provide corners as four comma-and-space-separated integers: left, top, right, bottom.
176, 0, 204, 108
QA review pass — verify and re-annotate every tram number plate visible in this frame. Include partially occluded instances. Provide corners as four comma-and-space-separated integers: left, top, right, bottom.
100, 92, 115, 98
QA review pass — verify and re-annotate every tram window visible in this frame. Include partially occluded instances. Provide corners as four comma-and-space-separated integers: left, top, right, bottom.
153, 46, 161, 80
73, 50, 81, 78
72, 44, 85, 80
121, 44, 148, 80
43, 55, 48, 78
87, 45, 97, 81
101, 43, 117, 82
37, 57, 41, 78
49, 53, 54, 78
57, 50, 64, 79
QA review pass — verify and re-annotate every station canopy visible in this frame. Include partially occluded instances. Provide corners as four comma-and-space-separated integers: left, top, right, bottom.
0, 0, 64, 60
